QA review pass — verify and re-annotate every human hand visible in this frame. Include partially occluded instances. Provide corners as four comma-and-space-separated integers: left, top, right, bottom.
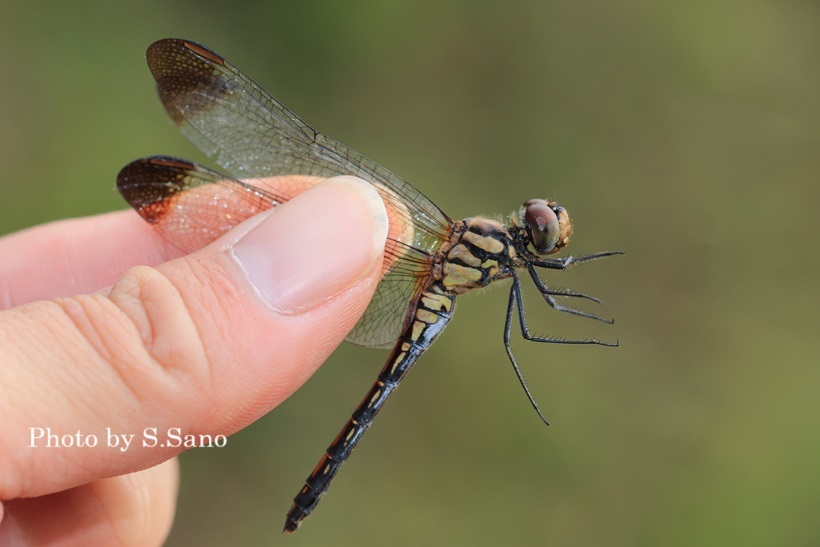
0, 176, 388, 545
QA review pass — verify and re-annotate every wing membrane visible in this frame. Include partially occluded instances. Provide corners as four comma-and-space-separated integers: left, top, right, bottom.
117, 156, 430, 347
133, 39, 456, 347
117, 157, 280, 252
146, 38, 451, 255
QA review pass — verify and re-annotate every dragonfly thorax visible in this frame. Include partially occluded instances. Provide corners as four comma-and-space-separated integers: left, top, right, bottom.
433, 217, 518, 295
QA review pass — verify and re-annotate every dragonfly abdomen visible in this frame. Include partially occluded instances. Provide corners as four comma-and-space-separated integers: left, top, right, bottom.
284, 285, 456, 533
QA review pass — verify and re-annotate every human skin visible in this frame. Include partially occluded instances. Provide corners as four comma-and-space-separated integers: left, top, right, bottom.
0, 176, 387, 545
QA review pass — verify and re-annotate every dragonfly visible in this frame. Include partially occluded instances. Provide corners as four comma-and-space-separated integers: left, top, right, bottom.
116, 38, 620, 533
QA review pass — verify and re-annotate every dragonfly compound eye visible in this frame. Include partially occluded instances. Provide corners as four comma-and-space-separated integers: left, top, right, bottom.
522, 199, 571, 255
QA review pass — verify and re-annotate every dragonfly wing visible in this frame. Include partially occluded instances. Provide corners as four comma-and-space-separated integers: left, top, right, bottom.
117, 157, 284, 252
346, 244, 429, 348
117, 156, 429, 348
146, 38, 452, 256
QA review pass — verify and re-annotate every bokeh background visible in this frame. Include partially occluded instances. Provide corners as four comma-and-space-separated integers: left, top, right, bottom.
2, 1, 818, 545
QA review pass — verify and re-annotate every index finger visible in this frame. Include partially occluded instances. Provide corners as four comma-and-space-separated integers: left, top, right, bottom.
0, 211, 182, 309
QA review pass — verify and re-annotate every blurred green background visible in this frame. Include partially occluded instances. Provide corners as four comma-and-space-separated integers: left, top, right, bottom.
2, 1, 818, 545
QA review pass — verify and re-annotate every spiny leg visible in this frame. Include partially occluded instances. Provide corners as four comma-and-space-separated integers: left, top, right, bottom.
533, 285, 602, 304
512, 271, 618, 347
531, 250, 624, 270
504, 272, 551, 427
526, 264, 614, 324
503, 271, 618, 426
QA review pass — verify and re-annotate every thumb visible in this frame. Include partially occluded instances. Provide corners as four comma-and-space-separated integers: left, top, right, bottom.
0, 175, 388, 500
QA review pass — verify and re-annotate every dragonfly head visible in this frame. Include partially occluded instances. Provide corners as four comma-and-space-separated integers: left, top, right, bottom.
518, 199, 572, 256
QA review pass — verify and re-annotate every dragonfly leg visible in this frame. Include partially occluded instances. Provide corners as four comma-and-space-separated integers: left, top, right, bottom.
502, 271, 618, 426
511, 271, 618, 347
284, 286, 455, 533
504, 273, 551, 426
526, 264, 614, 324
531, 250, 624, 270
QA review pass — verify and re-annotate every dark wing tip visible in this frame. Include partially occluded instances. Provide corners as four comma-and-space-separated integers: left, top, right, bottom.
147, 38, 226, 68
117, 156, 197, 223
116, 156, 196, 193
145, 39, 228, 125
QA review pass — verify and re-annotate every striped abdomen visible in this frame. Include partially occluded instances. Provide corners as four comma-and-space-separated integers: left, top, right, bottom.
284, 285, 455, 532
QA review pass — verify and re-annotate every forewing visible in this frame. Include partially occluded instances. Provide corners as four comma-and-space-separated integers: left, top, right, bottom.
146, 38, 452, 256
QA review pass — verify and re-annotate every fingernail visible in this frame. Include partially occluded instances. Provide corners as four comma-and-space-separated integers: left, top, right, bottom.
230, 176, 388, 314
